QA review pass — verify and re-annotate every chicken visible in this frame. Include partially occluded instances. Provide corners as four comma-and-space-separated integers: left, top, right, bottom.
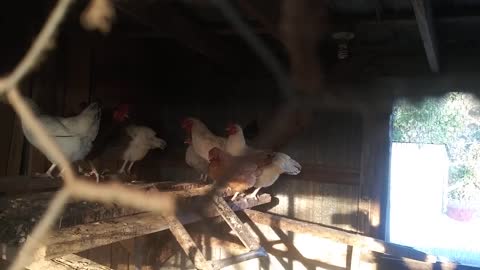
83, 103, 130, 179
21, 97, 101, 178
118, 125, 167, 174
185, 137, 209, 182
225, 123, 302, 198
181, 117, 226, 161
207, 147, 262, 200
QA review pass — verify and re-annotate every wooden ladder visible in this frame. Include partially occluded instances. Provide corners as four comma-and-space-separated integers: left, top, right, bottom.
165, 195, 266, 270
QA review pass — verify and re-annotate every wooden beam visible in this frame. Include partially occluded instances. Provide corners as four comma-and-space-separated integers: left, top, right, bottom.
212, 196, 260, 251
244, 209, 431, 262
358, 111, 392, 240
27, 254, 112, 270
0, 176, 62, 196
294, 164, 359, 185
346, 246, 361, 270
363, 252, 480, 270
411, 0, 439, 72
165, 215, 213, 270
6, 116, 24, 176
3, 195, 271, 261
113, 1, 233, 67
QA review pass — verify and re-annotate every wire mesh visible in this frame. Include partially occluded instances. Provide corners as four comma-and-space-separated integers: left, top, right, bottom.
2, 0, 328, 269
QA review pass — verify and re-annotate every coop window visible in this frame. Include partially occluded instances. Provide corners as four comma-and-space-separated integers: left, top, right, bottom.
388, 92, 480, 266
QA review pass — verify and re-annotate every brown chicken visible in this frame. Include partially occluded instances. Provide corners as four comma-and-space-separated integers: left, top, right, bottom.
225, 123, 301, 199
207, 147, 263, 200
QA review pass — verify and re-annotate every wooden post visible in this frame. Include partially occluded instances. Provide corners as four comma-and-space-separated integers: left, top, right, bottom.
346, 245, 361, 270
411, 0, 439, 72
212, 196, 260, 251
165, 215, 213, 270
244, 210, 431, 262
358, 110, 392, 240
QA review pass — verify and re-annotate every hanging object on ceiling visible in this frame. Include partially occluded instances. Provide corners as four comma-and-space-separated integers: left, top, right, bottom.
332, 32, 355, 60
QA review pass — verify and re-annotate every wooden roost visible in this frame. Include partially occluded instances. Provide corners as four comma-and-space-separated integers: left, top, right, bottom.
0, 178, 272, 269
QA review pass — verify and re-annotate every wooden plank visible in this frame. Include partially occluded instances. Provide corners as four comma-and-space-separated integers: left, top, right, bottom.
86, 245, 111, 269
111, 243, 129, 270
358, 111, 392, 239
165, 215, 213, 270
244, 209, 430, 262
0, 104, 15, 176
295, 163, 359, 185
362, 252, 480, 270
267, 179, 360, 232
212, 196, 260, 251
26, 254, 113, 270
6, 117, 25, 176
114, 1, 233, 67
4, 194, 271, 261
346, 246, 361, 270
411, 0, 439, 72
0, 192, 142, 246
0, 176, 62, 196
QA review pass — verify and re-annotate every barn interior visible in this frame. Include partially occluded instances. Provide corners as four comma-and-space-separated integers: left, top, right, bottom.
1, 0, 480, 269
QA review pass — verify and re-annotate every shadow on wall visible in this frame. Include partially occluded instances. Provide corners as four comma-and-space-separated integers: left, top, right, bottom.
331, 210, 369, 233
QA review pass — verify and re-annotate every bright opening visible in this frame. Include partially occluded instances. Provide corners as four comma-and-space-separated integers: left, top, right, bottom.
389, 92, 480, 266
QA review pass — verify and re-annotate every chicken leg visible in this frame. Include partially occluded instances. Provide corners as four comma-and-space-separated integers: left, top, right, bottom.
127, 161, 135, 174
84, 161, 100, 183
118, 160, 128, 174
198, 174, 208, 182
35, 164, 57, 178
246, 187, 261, 200
231, 192, 240, 201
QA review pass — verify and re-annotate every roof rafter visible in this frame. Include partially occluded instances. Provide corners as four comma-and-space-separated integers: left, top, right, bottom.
411, 0, 440, 72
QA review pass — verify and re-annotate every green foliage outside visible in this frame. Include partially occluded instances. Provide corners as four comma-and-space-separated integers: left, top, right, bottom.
392, 92, 480, 202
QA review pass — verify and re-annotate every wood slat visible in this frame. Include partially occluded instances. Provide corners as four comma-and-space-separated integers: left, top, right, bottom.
4, 194, 271, 261
6, 116, 24, 176
296, 163, 359, 185
244, 209, 431, 262
358, 111, 392, 239
27, 254, 113, 270
111, 243, 129, 270
0, 176, 63, 196
411, 0, 439, 72
363, 252, 480, 270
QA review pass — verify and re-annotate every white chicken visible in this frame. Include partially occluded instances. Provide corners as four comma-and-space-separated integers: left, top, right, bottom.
225, 123, 302, 198
118, 125, 166, 174
184, 137, 209, 181
21, 97, 101, 178
181, 117, 226, 161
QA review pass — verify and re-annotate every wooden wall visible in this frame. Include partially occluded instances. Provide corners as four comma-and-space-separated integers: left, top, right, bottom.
0, 30, 392, 269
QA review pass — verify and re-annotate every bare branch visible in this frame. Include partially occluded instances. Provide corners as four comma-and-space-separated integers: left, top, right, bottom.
8, 189, 71, 270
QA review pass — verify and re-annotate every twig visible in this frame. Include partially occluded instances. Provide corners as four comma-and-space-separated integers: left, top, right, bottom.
209, 0, 295, 101
2, 1, 177, 269
7, 89, 76, 184
8, 189, 71, 270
